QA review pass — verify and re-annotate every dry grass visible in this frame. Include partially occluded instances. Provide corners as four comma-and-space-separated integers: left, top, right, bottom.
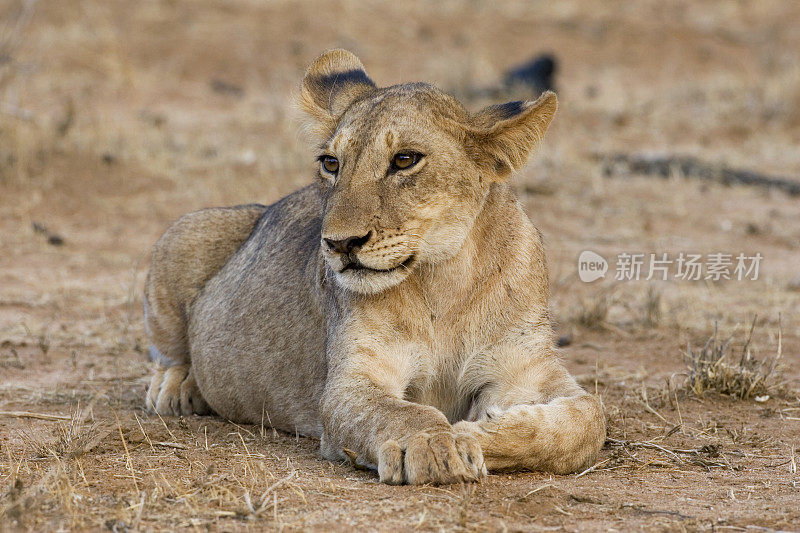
683, 318, 787, 400
0, 0, 47, 184
642, 286, 662, 328
20, 406, 106, 460
571, 287, 614, 330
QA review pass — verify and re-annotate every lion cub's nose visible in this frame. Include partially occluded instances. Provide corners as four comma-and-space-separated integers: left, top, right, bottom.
324, 231, 371, 254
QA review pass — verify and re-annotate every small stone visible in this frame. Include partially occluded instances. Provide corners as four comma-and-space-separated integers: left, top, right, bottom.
557, 334, 573, 347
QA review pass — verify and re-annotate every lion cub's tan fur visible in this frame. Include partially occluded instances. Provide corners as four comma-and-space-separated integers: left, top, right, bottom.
143, 50, 606, 484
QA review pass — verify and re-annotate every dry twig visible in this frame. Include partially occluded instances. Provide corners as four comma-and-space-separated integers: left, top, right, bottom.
0, 410, 71, 421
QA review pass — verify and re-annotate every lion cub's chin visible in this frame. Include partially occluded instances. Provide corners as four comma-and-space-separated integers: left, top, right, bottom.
331, 265, 413, 295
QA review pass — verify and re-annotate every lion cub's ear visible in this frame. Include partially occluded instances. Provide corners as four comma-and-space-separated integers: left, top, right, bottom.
299, 49, 376, 138
466, 91, 557, 180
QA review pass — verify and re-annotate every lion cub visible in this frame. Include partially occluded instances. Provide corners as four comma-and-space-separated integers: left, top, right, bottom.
143, 50, 605, 484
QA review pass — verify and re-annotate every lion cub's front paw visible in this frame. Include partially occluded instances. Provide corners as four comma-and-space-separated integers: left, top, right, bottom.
378, 430, 487, 485
146, 364, 211, 416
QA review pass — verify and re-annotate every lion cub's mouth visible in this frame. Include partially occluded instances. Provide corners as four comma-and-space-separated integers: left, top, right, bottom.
340, 255, 415, 274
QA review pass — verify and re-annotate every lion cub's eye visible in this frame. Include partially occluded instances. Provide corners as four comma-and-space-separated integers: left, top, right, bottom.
320, 155, 339, 175
391, 152, 422, 171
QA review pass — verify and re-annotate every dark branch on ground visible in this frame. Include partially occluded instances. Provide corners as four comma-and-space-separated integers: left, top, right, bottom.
598, 152, 800, 196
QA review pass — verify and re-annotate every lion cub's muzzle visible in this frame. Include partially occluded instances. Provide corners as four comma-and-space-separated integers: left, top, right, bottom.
321, 231, 415, 274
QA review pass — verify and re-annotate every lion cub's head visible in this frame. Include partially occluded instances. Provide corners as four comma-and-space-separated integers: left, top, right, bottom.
299, 49, 557, 294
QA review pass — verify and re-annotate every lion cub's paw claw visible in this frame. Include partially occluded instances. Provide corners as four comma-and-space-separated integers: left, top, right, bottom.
454, 429, 488, 478
378, 431, 486, 485
145, 364, 210, 416
378, 440, 405, 485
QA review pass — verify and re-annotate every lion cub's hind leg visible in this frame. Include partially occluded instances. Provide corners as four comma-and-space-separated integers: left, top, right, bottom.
143, 204, 266, 417
146, 362, 211, 416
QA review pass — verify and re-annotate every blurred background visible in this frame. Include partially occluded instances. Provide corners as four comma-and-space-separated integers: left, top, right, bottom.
1, 1, 799, 529
2, 0, 800, 404
1, 1, 798, 330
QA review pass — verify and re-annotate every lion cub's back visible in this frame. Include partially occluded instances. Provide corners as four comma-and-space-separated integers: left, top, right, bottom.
144, 204, 267, 364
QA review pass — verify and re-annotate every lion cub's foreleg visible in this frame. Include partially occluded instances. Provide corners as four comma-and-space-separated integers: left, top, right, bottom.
143, 205, 265, 416
455, 394, 605, 474
319, 334, 487, 485
321, 377, 487, 485
454, 341, 606, 474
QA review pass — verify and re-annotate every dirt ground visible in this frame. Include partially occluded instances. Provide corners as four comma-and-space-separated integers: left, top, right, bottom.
1, 0, 799, 531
